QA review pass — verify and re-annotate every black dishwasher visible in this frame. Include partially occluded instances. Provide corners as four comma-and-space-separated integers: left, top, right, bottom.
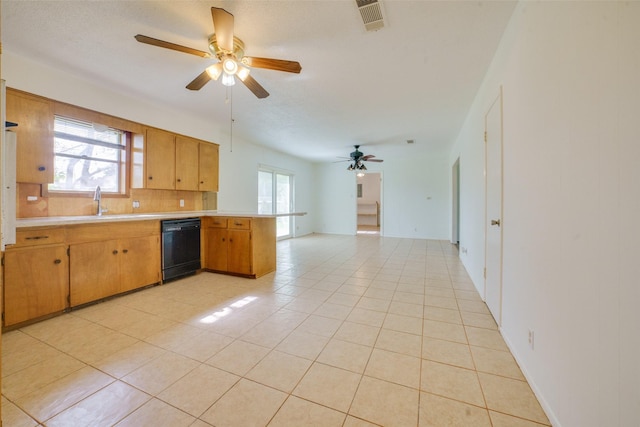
161, 218, 201, 281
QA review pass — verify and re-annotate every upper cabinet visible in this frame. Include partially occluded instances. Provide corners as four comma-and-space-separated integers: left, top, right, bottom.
145, 128, 176, 190
134, 127, 219, 191
6, 89, 54, 184
198, 141, 219, 192
176, 135, 200, 190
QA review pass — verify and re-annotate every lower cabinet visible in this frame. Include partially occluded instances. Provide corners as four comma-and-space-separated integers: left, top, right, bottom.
119, 235, 161, 293
204, 216, 275, 278
205, 227, 228, 272
3, 244, 69, 327
228, 228, 252, 274
70, 235, 160, 307
206, 227, 252, 275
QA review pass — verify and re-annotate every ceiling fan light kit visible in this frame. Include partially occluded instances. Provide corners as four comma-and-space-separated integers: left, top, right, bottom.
135, 7, 301, 99
221, 73, 236, 87
205, 63, 223, 80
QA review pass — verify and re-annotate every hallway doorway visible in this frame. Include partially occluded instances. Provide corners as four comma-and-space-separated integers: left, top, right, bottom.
356, 172, 382, 235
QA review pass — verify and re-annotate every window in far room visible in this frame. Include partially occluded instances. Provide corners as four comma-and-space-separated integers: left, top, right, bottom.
258, 168, 293, 239
48, 116, 127, 194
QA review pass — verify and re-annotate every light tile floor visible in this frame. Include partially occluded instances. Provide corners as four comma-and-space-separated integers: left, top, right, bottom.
1, 234, 551, 426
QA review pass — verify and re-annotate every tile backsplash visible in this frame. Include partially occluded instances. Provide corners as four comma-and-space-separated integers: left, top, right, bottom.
16, 183, 215, 218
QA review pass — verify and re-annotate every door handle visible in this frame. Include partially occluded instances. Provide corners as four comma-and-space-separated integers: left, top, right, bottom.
491, 219, 501, 226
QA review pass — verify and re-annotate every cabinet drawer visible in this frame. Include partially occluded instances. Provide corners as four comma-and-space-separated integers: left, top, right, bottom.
228, 218, 251, 230
208, 217, 229, 228
14, 228, 65, 247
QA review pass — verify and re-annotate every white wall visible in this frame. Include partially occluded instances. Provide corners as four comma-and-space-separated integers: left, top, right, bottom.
450, 2, 640, 426
313, 161, 358, 235
315, 149, 450, 239
2, 52, 315, 236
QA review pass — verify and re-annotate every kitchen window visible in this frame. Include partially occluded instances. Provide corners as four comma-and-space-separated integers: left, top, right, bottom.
48, 116, 127, 194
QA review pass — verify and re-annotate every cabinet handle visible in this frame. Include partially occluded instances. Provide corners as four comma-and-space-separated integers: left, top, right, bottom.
54, 259, 62, 264
234, 222, 243, 226
25, 235, 49, 240
112, 250, 118, 255
177, 178, 181, 182
38, 166, 46, 171
122, 249, 128, 254
200, 181, 204, 184
148, 176, 153, 180
229, 238, 233, 243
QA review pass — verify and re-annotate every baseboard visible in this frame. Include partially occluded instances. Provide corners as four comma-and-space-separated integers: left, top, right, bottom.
500, 328, 562, 427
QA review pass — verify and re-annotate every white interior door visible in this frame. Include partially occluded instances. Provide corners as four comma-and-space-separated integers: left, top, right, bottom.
485, 89, 503, 326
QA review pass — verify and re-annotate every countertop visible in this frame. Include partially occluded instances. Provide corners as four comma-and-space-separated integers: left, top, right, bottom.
15, 211, 306, 228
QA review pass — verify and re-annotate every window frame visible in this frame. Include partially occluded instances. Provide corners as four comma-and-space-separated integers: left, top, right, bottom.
45, 115, 131, 198
258, 166, 295, 240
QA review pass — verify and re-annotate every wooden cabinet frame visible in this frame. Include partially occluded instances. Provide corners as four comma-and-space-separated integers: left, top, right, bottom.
203, 216, 276, 278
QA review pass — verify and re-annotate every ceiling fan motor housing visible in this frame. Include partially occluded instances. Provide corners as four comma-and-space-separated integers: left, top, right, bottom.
209, 34, 245, 60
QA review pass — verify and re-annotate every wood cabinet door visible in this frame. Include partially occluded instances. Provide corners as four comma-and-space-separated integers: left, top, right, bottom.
175, 136, 200, 190
3, 245, 69, 326
119, 235, 161, 293
145, 128, 176, 189
6, 89, 54, 184
227, 229, 252, 275
199, 142, 219, 192
69, 240, 120, 306
205, 228, 228, 271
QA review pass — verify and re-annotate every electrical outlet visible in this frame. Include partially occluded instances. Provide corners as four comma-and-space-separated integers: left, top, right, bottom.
528, 329, 535, 350
132, 200, 140, 209
179, 199, 185, 208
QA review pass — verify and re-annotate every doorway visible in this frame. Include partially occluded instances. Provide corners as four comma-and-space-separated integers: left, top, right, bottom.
356, 172, 382, 235
484, 88, 504, 326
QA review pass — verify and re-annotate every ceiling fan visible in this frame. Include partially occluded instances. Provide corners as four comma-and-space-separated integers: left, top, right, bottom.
135, 7, 301, 99
338, 145, 384, 171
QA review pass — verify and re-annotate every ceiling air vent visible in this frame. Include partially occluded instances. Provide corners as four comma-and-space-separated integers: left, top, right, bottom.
356, 0, 385, 32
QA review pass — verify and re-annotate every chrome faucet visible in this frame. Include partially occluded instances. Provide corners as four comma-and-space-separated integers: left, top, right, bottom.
93, 185, 102, 216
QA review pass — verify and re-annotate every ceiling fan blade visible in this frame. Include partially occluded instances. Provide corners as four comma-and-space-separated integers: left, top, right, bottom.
365, 159, 384, 163
186, 70, 212, 91
239, 74, 269, 99
134, 34, 211, 58
242, 57, 302, 74
211, 7, 234, 53
361, 155, 376, 160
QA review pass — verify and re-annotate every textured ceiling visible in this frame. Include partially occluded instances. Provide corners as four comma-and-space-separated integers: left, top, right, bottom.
2, 0, 516, 162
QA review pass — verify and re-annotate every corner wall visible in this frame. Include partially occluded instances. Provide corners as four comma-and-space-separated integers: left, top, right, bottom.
450, 2, 640, 426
